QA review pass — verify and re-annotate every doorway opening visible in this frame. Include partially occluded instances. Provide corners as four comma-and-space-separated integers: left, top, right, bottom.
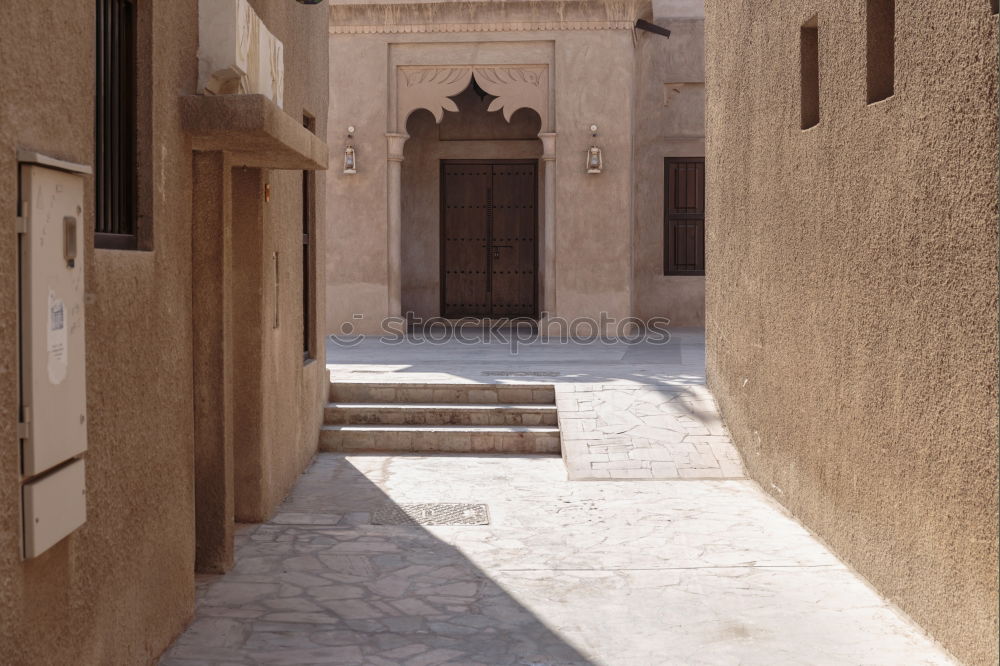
401, 79, 543, 322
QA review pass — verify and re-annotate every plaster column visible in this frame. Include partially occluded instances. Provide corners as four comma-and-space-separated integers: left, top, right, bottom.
191, 150, 235, 574
386, 133, 409, 319
539, 132, 557, 320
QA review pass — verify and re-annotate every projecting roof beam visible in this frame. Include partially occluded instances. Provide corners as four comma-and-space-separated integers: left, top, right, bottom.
635, 19, 671, 39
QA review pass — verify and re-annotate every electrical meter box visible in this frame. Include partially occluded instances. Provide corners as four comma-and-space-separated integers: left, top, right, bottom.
17, 151, 90, 558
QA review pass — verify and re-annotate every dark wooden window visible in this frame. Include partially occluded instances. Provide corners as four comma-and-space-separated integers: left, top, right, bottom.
302, 114, 316, 361
664, 158, 705, 276
993, 0, 998, 16
96, 0, 138, 250
801, 17, 820, 129
866, 0, 895, 103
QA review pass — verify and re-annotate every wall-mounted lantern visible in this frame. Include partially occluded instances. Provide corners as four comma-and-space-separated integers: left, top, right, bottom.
586, 124, 603, 174
344, 126, 357, 175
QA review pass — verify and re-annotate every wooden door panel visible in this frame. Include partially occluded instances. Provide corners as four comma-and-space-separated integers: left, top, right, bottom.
490, 163, 537, 318
442, 164, 490, 317
440, 160, 538, 318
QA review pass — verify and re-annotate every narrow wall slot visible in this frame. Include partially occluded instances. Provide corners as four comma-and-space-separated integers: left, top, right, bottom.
800, 16, 820, 130
866, 0, 895, 103
273, 251, 280, 329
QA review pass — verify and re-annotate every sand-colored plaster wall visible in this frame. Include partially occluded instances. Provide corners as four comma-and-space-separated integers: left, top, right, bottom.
0, 1, 330, 663
633, 18, 706, 325
327, 17, 637, 334
327, 32, 392, 335
240, 0, 330, 523
0, 2, 198, 663
704, 2, 998, 663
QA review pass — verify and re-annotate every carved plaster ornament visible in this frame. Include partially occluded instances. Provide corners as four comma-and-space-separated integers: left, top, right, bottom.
398, 67, 475, 126
472, 67, 547, 125
397, 65, 549, 131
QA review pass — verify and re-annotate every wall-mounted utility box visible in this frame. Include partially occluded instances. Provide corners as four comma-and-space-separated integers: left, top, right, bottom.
22, 459, 87, 559
17, 152, 90, 558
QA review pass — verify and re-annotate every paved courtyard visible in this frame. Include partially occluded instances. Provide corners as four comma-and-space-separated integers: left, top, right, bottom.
326, 328, 743, 480
161, 331, 957, 665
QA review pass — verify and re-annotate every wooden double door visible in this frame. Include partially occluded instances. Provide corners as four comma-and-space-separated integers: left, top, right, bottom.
440, 160, 538, 319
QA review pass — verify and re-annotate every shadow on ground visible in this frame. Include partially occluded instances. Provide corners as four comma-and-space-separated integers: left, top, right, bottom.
160, 454, 592, 666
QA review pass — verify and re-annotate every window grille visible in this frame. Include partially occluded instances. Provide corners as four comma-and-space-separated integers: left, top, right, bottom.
95, 0, 138, 249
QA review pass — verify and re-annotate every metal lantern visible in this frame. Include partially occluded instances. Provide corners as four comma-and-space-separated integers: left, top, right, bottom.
586, 145, 603, 174
586, 124, 603, 174
343, 146, 357, 175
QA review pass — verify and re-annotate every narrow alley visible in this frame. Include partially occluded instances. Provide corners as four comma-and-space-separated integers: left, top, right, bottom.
161, 333, 955, 665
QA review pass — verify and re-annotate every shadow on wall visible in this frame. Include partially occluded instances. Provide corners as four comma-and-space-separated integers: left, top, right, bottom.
160, 455, 593, 665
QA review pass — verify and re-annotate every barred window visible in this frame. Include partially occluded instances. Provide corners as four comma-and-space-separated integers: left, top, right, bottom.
95, 0, 138, 249
302, 114, 317, 361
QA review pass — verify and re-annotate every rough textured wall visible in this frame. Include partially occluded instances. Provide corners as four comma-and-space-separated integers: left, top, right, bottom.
327, 30, 391, 334
553, 28, 635, 328
633, 17, 706, 325
0, 2, 198, 663
243, 0, 330, 523
704, 2, 998, 663
0, 1, 330, 663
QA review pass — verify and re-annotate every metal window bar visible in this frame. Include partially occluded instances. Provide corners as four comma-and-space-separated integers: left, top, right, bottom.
96, 0, 137, 249
302, 169, 311, 357
302, 115, 316, 359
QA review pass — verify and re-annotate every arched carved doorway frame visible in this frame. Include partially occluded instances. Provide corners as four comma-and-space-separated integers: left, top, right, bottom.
386, 63, 557, 320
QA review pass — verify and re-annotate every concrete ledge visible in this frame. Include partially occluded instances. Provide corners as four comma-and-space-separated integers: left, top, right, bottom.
180, 94, 328, 170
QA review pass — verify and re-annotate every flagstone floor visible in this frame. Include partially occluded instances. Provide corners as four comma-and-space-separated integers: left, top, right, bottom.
159, 331, 956, 665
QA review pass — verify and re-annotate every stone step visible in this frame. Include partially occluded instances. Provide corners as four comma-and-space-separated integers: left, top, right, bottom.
328, 382, 556, 405
325, 403, 558, 426
319, 424, 561, 455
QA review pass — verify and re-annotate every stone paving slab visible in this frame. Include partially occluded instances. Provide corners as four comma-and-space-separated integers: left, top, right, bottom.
555, 383, 744, 481
160, 454, 956, 666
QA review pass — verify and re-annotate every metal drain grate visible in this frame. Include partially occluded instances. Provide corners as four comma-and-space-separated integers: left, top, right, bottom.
372, 503, 490, 526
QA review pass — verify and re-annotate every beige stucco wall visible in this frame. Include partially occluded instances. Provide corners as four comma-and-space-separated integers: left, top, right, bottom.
0, 1, 329, 663
237, 0, 331, 524
327, 2, 650, 334
633, 16, 706, 325
704, 2, 998, 664
328, 0, 709, 334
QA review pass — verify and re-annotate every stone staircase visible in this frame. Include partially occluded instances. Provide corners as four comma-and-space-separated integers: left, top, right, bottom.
320, 382, 561, 454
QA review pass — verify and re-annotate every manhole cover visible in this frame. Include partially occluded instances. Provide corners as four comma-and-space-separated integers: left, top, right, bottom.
482, 371, 561, 377
372, 503, 490, 526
